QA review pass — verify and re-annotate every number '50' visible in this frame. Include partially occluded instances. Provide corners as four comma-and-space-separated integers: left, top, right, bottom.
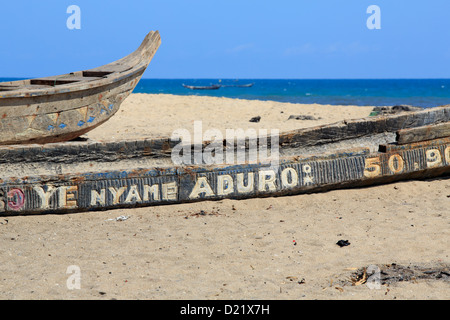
364, 146, 450, 178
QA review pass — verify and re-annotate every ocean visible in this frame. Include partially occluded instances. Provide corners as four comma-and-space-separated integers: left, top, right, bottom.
2, 78, 450, 108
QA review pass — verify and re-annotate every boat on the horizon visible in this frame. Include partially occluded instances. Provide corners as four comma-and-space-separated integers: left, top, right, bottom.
0, 31, 161, 145
220, 82, 254, 88
182, 84, 222, 90
182, 82, 254, 90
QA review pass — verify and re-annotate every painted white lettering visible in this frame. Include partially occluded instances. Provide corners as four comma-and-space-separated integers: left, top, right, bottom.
189, 177, 214, 199
281, 168, 298, 188
388, 154, 404, 174
426, 149, 442, 168
217, 175, 234, 196
143, 184, 160, 201
302, 164, 314, 185
58, 186, 78, 209
34, 185, 57, 209
364, 157, 381, 178
108, 186, 127, 205
91, 189, 106, 206
125, 185, 142, 203
445, 146, 450, 164
162, 182, 178, 201
236, 172, 254, 193
258, 170, 276, 192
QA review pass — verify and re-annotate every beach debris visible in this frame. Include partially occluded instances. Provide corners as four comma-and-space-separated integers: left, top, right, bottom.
343, 263, 450, 286
285, 276, 305, 284
249, 116, 261, 123
0, 218, 8, 225
350, 267, 368, 286
106, 215, 130, 222
187, 209, 221, 218
370, 105, 423, 116
336, 239, 351, 247
288, 115, 320, 121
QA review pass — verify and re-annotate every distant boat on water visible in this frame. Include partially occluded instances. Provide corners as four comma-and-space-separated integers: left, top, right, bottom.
182, 84, 221, 90
221, 83, 254, 88
182, 82, 254, 90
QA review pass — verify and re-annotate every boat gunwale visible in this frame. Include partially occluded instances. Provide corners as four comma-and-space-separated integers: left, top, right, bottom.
0, 31, 161, 99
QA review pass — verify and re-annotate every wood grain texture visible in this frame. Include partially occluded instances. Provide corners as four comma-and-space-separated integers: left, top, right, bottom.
279, 106, 450, 148
396, 122, 450, 144
0, 31, 161, 145
0, 137, 448, 215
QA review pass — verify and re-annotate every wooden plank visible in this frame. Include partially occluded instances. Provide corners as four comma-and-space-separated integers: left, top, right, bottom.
396, 122, 450, 145
279, 106, 450, 148
30, 76, 102, 85
88, 64, 133, 73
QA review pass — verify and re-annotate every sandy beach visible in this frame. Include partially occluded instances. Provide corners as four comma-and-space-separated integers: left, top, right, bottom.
0, 94, 448, 300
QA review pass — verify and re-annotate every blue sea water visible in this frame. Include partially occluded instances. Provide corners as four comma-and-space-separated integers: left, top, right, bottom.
2, 78, 450, 108
134, 79, 450, 108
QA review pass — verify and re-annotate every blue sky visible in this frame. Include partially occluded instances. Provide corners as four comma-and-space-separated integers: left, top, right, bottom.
1, 0, 449, 79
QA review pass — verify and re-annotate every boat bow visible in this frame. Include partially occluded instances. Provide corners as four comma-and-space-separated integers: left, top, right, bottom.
0, 31, 161, 145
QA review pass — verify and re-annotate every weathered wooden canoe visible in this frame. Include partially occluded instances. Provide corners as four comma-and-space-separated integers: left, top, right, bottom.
0, 105, 449, 215
0, 31, 161, 145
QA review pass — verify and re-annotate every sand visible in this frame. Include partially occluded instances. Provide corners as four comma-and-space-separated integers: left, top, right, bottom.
84, 94, 375, 141
0, 94, 448, 300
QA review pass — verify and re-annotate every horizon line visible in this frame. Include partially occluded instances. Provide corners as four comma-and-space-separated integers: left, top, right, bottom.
1, 77, 450, 81
141, 77, 450, 80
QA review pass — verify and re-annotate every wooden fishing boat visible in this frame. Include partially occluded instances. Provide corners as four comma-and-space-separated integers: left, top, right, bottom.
0, 31, 161, 145
221, 83, 254, 88
0, 105, 449, 215
182, 84, 222, 90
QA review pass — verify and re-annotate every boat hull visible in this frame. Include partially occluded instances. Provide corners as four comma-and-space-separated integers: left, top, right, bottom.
0, 31, 160, 145
0, 135, 448, 216
0, 69, 144, 144
0, 87, 448, 215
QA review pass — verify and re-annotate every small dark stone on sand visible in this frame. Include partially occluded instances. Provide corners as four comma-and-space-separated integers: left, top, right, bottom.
336, 240, 350, 247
